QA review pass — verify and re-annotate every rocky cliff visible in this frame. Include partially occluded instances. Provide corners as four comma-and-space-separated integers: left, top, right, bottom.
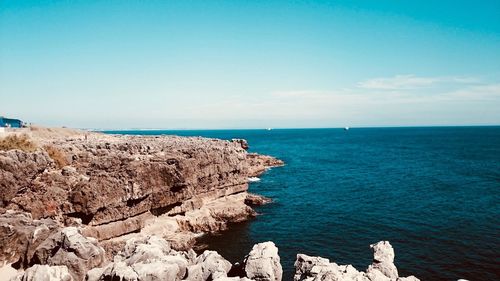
0, 128, 281, 245
0, 128, 282, 279
0, 128, 421, 281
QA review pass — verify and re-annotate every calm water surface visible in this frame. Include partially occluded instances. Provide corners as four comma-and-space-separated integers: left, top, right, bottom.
105, 127, 500, 281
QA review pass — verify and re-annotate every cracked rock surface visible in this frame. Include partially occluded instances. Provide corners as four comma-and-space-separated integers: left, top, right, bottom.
1, 128, 421, 281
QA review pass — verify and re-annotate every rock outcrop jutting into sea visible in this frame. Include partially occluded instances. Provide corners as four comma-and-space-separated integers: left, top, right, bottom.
0, 128, 420, 280
0, 129, 281, 249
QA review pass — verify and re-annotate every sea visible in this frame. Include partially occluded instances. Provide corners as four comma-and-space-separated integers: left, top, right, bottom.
103, 127, 500, 281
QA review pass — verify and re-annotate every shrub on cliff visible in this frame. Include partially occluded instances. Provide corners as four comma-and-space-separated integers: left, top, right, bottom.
0, 134, 38, 152
44, 145, 69, 168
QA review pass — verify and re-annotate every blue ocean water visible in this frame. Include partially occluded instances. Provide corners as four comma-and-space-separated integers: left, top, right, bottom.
104, 127, 500, 280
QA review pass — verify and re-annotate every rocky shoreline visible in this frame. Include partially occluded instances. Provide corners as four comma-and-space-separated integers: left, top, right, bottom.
0, 128, 420, 281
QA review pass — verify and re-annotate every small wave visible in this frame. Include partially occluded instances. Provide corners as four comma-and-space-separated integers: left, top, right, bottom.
248, 177, 261, 182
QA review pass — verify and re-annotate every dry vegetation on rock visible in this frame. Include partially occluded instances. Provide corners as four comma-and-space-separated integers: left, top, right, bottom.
43, 145, 69, 168
0, 134, 38, 152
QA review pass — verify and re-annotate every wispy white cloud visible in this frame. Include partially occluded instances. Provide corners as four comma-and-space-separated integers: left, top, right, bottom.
438, 83, 500, 101
357, 74, 480, 90
70, 74, 497, 128
183, 75, 500, 127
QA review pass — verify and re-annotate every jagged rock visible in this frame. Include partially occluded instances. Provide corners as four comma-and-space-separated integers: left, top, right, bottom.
29, 227, 106, 280
87, 235, 197, 281
244, 242, 282, 281
11, 264, 74, 281
245, 194, 272, 206
0, 150, 53, 208
231, 139, 249, 150
84, 267, 106, 281
368, 241, 398, 279
0, 129, 282, 246
246, 154, 284, 177
294, 254, 331, 281
87, 236, 229, 281
294, 241, 419, 281
0, 214, 105, 280
86, 235, 236, 281
177, 193, 257, 234
90, 261, 138, 281
186, 250, 232, 281
0, 211, 60, 268
371, 241, 395, 264
134, 261, 182, 280
294, 253, 367, 281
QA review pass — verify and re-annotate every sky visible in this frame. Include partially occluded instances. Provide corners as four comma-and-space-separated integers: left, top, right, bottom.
1, 0, 499, 129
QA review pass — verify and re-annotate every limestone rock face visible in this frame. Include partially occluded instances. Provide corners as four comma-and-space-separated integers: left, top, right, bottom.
176, 193, 257, 234
0, 129, 285, 280
86, 235, 233, 281
0, 150, 53, 208
11, 265, 74, 281
293, 254, 331, 281
0, 211, 60, 268
31, 227, 106, 280
294, 254, 366, 281
244, 242, 282, 281
3, 228, 424, 281
0, 131, 282, 242
367, 241, 398, 279
186, 250, 232, 281
0, 211, 106, 281
371, 241, 395, 264
87, 235, 193, 280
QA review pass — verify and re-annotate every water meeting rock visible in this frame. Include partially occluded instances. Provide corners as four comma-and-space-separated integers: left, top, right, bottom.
0, 128, 420, 281
244, 242, 283, 281
293, 241, 419, 281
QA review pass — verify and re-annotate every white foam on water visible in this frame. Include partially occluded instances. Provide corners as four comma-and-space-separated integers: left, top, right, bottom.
247, 177, 261, 182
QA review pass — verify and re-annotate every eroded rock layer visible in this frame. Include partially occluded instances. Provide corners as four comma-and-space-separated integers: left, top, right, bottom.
0, 128, 423, 281
1, 131, 281, 226
0, 129, 282, 279
1, 129, 281, 240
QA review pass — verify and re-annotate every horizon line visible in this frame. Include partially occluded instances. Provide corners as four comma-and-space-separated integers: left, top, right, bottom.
90, 124, 500, 131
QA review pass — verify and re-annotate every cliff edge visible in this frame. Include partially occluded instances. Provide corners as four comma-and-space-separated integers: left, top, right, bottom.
0, 128, 422, 281
0, 128, 282, 278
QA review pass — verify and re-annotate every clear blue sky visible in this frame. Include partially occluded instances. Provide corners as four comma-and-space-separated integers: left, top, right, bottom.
1, 0, 499, 129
